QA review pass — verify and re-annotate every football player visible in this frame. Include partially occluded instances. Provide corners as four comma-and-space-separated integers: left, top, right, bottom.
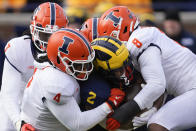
98, 6, 196, 131
80, 17, 163, 130
20, 28, 125, 131
0, 2, 68, 131
80, 36, 165, 131
79, 35, 134, 112
79, 16, 163, 130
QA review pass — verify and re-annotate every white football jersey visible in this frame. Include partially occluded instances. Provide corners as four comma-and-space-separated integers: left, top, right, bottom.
4, 35, 34, 82
126, 27, 196, 109
21, 65, 111, 131
0, 35, 34, 129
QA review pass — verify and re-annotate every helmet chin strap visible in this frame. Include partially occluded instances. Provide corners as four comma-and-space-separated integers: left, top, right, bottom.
58, 52, 94, 81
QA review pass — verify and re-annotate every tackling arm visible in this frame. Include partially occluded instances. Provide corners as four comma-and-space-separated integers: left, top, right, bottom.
45, 96, 111, 131
106, 47, 166, 130
134, 46, 166, 110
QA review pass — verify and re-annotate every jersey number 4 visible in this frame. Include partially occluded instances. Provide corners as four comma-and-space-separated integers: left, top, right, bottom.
53, 93, 61, 103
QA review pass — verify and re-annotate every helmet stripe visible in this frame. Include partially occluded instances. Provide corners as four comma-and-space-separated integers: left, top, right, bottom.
50, 3, 56, 25
92, 18, 98, 40
59, 28, 92, 53
92, 37, 121, 53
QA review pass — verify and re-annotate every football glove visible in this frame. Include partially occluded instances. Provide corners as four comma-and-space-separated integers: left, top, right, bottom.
106, 100, 141, 130
21, 123, 35, 131
106, 88, 125, 111
106, 117, 121, 130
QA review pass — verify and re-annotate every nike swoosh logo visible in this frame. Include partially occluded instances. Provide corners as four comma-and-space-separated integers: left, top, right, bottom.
115, 96, 121, 100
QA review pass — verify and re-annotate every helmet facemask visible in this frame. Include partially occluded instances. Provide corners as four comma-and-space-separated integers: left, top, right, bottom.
30, 23, 59, 53
58, 51, 95, 81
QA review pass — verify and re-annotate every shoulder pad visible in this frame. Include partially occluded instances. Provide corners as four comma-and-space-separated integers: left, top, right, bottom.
5, 35, 31, 55
127, 27, 158, 60
4, 35, 32, 73
40, 68, 80, 105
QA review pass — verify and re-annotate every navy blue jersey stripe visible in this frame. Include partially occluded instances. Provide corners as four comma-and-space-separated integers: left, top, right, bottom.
5, 56, 21, 73
92, 18, 98, 40
59, 28, 92, 53
50, 3, 56, 25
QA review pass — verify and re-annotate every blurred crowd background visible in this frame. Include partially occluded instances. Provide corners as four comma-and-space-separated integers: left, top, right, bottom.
0, 0, 196, 86
0, 0, 196, 44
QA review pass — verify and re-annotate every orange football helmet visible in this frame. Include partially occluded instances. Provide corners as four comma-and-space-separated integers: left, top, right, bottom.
98, 6, 140, 42
30, 2, 68, 52
47, 28, 95, 81
80, 17, 99, 42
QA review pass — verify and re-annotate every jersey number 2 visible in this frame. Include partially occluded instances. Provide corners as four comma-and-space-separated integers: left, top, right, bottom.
87, 91, 96, 104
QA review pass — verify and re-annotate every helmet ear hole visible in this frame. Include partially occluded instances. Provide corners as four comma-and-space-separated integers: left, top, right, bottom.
123, 26, 127, 33
57, 56, 61, 64
85, 24, 88, 28
36, 23, 42, 27
113, 9, 119, 12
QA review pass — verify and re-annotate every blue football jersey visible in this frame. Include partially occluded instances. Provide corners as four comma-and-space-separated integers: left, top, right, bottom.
79, 71, 111, 111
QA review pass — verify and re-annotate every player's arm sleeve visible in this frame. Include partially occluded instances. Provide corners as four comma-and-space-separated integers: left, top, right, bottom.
45, 95, 111, 131
1, 59, 24, 125
134, 46, 166, 110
